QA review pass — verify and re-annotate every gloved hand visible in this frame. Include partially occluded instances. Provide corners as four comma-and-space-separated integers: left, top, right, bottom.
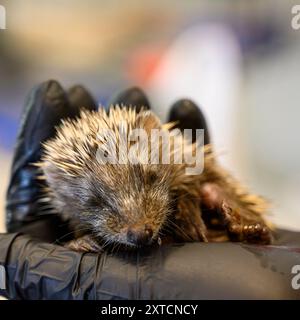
5, 82, 164, 242
0, 81, 299, 300
5, 80, 97, 242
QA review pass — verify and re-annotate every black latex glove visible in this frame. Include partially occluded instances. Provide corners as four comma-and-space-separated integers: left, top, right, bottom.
0, 82, 300, 300
6, 80, 97, 242
168, 99, 210, 144
1, 230, 300, 299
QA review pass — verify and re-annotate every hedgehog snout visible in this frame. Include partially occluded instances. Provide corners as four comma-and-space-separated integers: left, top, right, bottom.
126, 224, 153, 246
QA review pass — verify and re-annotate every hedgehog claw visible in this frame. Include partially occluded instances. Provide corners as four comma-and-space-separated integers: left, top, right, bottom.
65, 235, 103, 253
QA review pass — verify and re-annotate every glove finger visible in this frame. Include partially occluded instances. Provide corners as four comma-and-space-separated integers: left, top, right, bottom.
6, 80, 71, 231
67, 85, 97, 116
11, 80, 71, 173
108, 87, 151, 112
168, 99, 210, 145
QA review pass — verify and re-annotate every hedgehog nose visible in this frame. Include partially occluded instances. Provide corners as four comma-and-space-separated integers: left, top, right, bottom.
127, 225, 153, 246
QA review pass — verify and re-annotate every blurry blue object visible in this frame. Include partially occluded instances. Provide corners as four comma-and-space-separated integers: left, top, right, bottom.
0, 112, 18, 151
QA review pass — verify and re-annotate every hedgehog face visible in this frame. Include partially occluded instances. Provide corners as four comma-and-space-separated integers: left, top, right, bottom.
87, 163, 173, 247
44, 162, 172, 247
41, 107, 181, 248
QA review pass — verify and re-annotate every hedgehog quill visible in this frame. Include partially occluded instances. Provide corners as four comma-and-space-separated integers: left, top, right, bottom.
39, 106, 272, 252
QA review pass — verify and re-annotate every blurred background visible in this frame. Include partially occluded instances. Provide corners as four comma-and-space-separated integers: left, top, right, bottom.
0, 0, 300, 233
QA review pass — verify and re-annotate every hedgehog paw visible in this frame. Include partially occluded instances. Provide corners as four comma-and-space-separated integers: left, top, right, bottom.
65, 235, 103, 253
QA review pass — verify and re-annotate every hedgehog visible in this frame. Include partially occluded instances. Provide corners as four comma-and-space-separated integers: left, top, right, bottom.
39, 106, 273, 252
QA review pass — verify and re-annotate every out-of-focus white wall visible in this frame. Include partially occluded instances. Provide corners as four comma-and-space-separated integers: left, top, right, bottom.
242, 40, 300, 231
148, 23, 242, 173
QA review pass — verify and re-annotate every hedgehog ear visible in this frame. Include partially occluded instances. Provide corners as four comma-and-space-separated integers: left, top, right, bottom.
135, 111, 161, 135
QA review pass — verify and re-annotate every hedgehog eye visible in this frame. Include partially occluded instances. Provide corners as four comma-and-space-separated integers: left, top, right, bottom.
147, 171, 158, 184
86, 197, 100, 207
87, 196, 107, 208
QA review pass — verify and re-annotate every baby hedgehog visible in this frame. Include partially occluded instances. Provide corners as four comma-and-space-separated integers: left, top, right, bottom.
40, 106, 272, 252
